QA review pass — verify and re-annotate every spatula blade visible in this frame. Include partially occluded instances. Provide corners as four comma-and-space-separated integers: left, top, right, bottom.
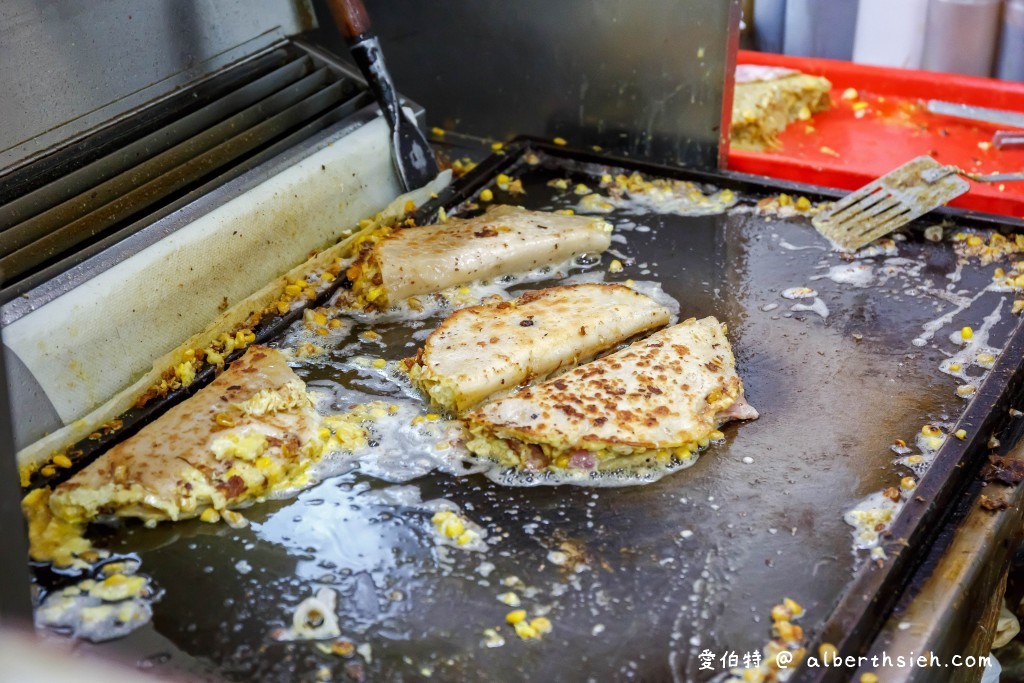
812, 156, 970, 252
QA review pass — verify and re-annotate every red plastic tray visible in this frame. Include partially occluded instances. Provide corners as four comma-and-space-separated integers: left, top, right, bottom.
727, 50, 1024, 218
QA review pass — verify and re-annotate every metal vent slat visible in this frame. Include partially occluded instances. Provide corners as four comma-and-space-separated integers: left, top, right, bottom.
0, 42, 371, 289
0, 56, 316, 233
0, 47, 296, 205
0, 76, 351, 282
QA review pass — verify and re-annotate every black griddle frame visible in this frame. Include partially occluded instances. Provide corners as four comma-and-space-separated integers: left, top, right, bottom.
14, 137, 1024, 681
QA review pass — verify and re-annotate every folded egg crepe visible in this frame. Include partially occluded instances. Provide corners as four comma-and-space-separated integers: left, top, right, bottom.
346, 205, 613, 309
463, 316, 758, 472
49, 347, 362, 524
405, 284, 670, 413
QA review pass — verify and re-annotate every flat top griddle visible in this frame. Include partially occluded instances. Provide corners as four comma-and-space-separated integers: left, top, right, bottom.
48, 142, 1024, 682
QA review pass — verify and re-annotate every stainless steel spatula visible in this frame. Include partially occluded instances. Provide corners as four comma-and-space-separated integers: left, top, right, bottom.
326, 0, 439, 192
812, 156, 1024, 251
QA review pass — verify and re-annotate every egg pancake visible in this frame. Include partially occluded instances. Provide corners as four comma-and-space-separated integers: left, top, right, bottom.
405, 284, 670, 413
463, 317, 757, 472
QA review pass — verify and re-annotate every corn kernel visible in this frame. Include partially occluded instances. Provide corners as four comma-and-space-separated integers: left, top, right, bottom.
948, 363, 961, 372
514, 621, 539, 639
480, 188, 494, 202
841, 87, 859, 101
956, 384, 976, 397
961, 326, 973, 341
315, 328, 329, 336
783, 597, 804, 618
497, 592, 520, 606
313, 312, 328, 326
967, 235, 983, 247
795, 196, 812, 211
955, 428, 967, 440
284, 284, 302, 297
778, 193, 792, 207
215, 412, 236, 428
771, 604, 790, 623
200, 508, 221, 523
496, 173, 511, 185
40, 465, 56, 477
900, 476, 917, 491
921, 424, 942, 437
530, 617, 552, 634
506, 609, 527, 624
860, 674, 879, 683
819, 642, 839, 661
608, 259, 624, 273
995, 267, 1006, 279
491, 142, 504, 152
276, 301, 290, 315
321, 271, 336, 282
553, 136, 567, 146
52, 454, 73, 469
431, 126, 445, 137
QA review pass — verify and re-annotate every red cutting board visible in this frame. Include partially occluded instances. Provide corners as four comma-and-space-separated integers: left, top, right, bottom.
728, 50, 1024, 219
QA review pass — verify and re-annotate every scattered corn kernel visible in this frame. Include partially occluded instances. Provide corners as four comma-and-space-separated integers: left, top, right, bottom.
371, 358, 387, 369
778, 193, 792, 207
955, 428, 967, 440
921, 424, 942, 437
852, 101, 869, 111
783, 597, 804, 618
948, 362, 962, 372
900, 476, 917, 491
480, 188, 494, 202
214, 412, 236, 428
506, 609, 527, 625
961, 326, 974, 341
52, 454, 73, 469
497, 592, 520, 607
553, 136, 567, 146
841, 87, 859, 101
956, 384, 977, 397
40, 465, 56, 477
608, 259, 624, 273
431, 127, 445, 137
529, 617, 552, 635
819, 642, 839, 661
491, 142, 504, 152
860, 674, 879, 683
200, 508, 221, 524
795, 196, 812, 211
514, 621, 539, 639
284, 284, 302, 297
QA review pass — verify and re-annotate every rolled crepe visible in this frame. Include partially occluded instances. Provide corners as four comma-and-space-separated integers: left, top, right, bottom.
463, 316, 758, 472
405, 284, 670, 413
346, 205, 613, 309
49, 347, 364, 524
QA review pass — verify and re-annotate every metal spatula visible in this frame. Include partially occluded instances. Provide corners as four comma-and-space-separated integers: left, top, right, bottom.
325, 0, 439, 191
812, 156, 1024, 251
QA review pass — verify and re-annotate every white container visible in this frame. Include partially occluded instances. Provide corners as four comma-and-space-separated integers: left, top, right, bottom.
996, 0, 1024, 81
922, 0, 1003, 76
852, 0, 929, 68
783, 0, 859, 60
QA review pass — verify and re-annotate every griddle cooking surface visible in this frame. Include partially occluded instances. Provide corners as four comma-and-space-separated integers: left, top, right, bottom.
69, 151, 1019, 682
